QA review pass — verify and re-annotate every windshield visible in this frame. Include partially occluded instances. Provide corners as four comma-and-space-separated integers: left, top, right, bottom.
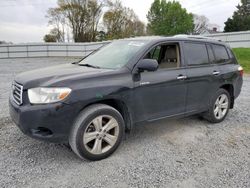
79, 40, 148, 69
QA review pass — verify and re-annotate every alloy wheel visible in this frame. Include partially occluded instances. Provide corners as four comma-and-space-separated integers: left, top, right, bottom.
213, 94, 229, 120
83, 115, 119, 155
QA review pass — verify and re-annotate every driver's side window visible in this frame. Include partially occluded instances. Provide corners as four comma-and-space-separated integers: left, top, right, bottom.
144, 43, 180, 69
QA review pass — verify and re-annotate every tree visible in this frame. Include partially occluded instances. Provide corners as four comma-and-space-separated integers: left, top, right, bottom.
46, 0, 106, 42
0, 41, 12, 44
134, 20, 146, 36
96, 30, 106, 41
46, 0, 145, 42
103, 0, 145, 39
44, 28, 64, 42
193, 14, 209, 34
47, 7, 66, 42
224, 0, 250, 32
43, 34, 57, 42
147, 0, 194, 36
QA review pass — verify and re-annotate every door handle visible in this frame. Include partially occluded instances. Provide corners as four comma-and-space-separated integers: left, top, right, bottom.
177, 75, 187, 80
213, 71, 220, 76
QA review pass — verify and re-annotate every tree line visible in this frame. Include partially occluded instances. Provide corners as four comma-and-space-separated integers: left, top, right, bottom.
224, 0, 250, 32
44, 0, 146, 42
44, 0, 249, 43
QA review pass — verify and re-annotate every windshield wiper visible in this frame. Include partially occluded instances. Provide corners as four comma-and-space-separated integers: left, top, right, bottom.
78, 63, 101, 69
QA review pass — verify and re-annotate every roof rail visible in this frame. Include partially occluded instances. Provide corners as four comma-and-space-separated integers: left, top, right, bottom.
173, 34, 222, 42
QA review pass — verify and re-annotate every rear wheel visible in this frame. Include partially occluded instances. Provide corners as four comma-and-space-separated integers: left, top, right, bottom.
69, 104, 124, 161
203, 89, 231, 123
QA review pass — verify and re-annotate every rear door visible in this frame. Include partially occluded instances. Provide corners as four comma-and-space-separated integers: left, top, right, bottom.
183, 41, 220, 113
211, 44, 242, 98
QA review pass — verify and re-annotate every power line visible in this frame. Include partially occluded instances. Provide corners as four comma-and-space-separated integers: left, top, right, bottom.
184, 0, 218, 10
184, 0, 238, 12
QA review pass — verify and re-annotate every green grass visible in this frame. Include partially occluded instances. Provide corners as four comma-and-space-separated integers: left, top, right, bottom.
233, 48, 250, 73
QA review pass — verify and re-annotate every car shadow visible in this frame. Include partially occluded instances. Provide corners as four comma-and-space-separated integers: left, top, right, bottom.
5, 115, 209, 163
125, 115, 208, 143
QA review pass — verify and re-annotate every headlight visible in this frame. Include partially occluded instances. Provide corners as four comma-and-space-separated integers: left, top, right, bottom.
28, 87, 71, 104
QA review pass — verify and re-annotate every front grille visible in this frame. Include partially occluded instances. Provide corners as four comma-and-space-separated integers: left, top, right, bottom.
12, 82, 23, 105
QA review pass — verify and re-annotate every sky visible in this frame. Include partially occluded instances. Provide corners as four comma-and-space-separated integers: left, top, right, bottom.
0, 0, 241, 43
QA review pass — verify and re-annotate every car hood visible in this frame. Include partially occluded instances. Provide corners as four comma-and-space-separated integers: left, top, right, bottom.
15, 63, 113, 89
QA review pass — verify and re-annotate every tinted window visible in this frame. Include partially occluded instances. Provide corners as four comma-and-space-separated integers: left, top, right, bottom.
184, 42, 209, 66
207, 44, 215, 63
212, 44, 229, 63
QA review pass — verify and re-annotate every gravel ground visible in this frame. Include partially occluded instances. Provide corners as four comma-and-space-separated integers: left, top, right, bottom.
0, 58, 249, 188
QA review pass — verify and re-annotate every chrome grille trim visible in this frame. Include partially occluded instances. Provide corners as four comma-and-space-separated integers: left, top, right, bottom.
12, 82, 23, 105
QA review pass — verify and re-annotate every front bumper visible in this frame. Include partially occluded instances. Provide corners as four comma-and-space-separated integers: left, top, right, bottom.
9, 97, 79, 143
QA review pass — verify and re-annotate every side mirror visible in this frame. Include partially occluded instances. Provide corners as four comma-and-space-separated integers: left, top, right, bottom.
137, 59, 158, 72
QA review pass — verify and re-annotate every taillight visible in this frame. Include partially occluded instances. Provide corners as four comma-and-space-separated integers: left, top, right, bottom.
238, 66, 243, 76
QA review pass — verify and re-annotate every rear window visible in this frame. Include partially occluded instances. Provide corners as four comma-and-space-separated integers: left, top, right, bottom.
184, 42, 209, 66
212, 44, 230, 63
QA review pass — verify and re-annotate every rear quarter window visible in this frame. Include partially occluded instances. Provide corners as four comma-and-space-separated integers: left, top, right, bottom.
212, 44, 230, 64
183, 42, 209, 66
227, 48, 235, 59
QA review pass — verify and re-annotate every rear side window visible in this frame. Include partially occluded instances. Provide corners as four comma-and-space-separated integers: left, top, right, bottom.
212, 44, 230, 63
184, 42, 209, 66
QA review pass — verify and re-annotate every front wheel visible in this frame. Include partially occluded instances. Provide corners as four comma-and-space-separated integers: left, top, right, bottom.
203, 89, 231, 123
69, 104, 125, 161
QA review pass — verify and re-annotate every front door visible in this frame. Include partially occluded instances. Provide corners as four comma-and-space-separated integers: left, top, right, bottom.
132, 42, 188, 122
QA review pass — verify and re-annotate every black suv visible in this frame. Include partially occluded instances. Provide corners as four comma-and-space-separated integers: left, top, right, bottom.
9, 36, 243, 160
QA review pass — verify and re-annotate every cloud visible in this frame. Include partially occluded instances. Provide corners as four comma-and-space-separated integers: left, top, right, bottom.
0, 0, 56, 25
0, 0, 57, 43
0, 0, 241, 43
179, 0, 241, 30
0, 22, 51, 43
122, 0, 153, 23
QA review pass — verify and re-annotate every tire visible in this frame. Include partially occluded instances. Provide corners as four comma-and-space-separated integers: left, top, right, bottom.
69, 104, 125, 161
203, 89, 231, 123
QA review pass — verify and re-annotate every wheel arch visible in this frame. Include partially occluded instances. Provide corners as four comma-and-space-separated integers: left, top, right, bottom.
220, 84, 234, 109
81, 98, 133, 132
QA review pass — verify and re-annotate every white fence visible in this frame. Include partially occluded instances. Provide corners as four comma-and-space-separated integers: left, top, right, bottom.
0, 42, 109, 59
0, 31, 250, 59
205, 31, 250, 48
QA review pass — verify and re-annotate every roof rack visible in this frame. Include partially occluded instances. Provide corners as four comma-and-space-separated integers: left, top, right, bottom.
173, 34, 222, 42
